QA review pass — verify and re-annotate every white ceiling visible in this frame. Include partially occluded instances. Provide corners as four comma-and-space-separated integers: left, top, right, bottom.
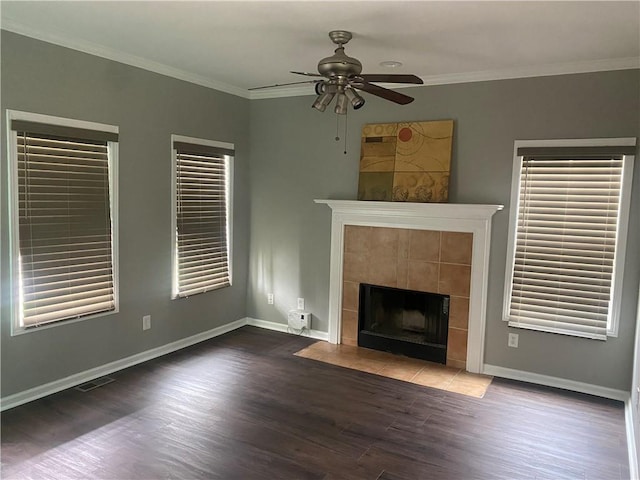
2, 1, 639, 99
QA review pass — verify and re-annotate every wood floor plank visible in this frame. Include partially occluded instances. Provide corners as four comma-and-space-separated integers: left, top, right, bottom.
0, 326, 629, 479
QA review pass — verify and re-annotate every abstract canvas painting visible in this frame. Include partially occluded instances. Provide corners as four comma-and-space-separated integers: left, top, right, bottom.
358, 120, 454, 202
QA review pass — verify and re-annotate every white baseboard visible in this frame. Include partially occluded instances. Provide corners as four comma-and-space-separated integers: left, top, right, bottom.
1, 317, 331, 411
626, 397, 640, 480
483, 364, 629, 401
246, 317, 329, 341
0, 318, 248, 412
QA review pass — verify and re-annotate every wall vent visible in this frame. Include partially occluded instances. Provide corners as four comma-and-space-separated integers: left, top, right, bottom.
75, 376, 115, 392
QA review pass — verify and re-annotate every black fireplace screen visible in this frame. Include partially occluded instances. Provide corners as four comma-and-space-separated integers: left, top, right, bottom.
358, 283, 450, 364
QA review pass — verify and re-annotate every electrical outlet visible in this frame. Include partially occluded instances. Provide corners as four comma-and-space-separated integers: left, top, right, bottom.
508, 332, 519, 348
267, 293, 274, 305
143, 315, 151, 330
297, 297, 305, 310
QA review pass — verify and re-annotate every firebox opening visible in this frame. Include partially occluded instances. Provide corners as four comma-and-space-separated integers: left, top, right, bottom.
358, 283, 450, 364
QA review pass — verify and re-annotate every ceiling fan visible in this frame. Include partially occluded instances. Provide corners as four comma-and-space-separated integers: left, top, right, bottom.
250, 30, 424, 114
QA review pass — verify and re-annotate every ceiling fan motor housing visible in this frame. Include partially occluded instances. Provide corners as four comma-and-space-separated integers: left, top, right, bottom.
317, 47, 363, 78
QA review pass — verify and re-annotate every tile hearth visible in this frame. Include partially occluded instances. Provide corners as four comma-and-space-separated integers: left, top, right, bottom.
295, 341, 493, 398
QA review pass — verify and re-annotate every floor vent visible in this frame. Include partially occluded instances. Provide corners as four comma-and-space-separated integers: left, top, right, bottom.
75, 376, 115, 392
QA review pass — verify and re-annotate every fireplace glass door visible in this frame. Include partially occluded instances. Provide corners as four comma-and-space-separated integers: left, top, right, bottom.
358, 283, 450, 364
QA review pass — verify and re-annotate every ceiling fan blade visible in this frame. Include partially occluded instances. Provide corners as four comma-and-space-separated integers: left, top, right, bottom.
249, 80, 318, 91
354, 82, 415, 105
358, 74, 424, 84
290, 71, 324, 77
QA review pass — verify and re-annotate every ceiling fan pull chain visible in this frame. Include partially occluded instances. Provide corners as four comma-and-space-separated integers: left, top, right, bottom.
335, 114, 340, 142
343, 110, 348, 155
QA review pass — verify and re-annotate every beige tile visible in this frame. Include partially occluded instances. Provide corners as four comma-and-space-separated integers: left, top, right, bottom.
396, 259, 408, 289
341, 309, 359, 344
334, 343, 358, 355
358, 349, 394, 363
441, 232, 473, 265
446, 358, 467, 370
453, 371, 494, 388
369, 227, 399, 259
448, 296, 470, 330
378, 357, 428, 382
342, 281, 360, 311
445, 380, 489, 398
306, 341, 339, 354
446, 371, 493, 398
407, 261, 439, 293
447, 327, 468, 361
412, 363, 459, 389
295, 343, 341, 362
409, 230, 440, 262
378, 363, 424, 382
369, 255, 398, 287
343, 252, 368, 283
386, 355, 432, 369
344, 225, 371, 254
292, 344, 489, 399
329, 352, 387, 374
438, 263, 471, 296
397, 229, 410, 260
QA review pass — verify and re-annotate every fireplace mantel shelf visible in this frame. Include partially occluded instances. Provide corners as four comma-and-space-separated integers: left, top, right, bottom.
314, 200, 503, 220
316, 199, 504, 374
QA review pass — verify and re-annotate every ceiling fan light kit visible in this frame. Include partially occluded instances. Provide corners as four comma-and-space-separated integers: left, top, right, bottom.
312, 91, 336, 112
334, 91, 350, 115
344, 87, 365, 110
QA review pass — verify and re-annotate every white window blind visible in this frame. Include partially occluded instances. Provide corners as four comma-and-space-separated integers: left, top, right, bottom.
12, 120, 117, 328
174, 141, 232, 297
505, 144, 635, 340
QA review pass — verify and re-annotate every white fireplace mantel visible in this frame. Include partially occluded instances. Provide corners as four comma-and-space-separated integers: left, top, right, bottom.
315, 199, 503, 374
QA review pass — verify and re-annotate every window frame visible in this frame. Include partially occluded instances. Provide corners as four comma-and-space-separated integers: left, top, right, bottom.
170, 134, 234, 299
503, 138, 635, 339
7, 110, 119, 336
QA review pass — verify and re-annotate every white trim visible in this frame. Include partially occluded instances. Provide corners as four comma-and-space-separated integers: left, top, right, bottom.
503, 138, 636, 338
0, 318, 248, 412
1, 20, 249, 100
226, 150, 234, 288
108, 139, 120, 318
314, 199, 503, 374
611, 152, 634, 336
482, 364, 628, 401
249, 57, 640, 100
626, 397, 640, 480
6, 109, 120, 336
246, 317, 329, 341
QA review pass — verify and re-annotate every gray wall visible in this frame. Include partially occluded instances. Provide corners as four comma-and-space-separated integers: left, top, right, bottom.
2, 30, 639, 397
0, 32, 251, 397
247, 70, 640, 391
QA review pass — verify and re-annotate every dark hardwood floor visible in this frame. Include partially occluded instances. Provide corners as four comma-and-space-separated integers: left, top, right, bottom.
1, 326, 630, 479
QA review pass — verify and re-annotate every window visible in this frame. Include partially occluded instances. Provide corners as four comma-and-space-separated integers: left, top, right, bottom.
503, 139, 635, 340
7, 111, 119, 334
171, 135, 233, 298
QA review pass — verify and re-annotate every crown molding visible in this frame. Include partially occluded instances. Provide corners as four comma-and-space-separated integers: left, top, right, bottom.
3, 20, 637, 102
1, 20, 250, 99
249, 56, 640, 100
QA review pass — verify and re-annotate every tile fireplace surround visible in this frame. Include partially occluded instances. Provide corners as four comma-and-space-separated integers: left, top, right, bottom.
315, 200, 503, 374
